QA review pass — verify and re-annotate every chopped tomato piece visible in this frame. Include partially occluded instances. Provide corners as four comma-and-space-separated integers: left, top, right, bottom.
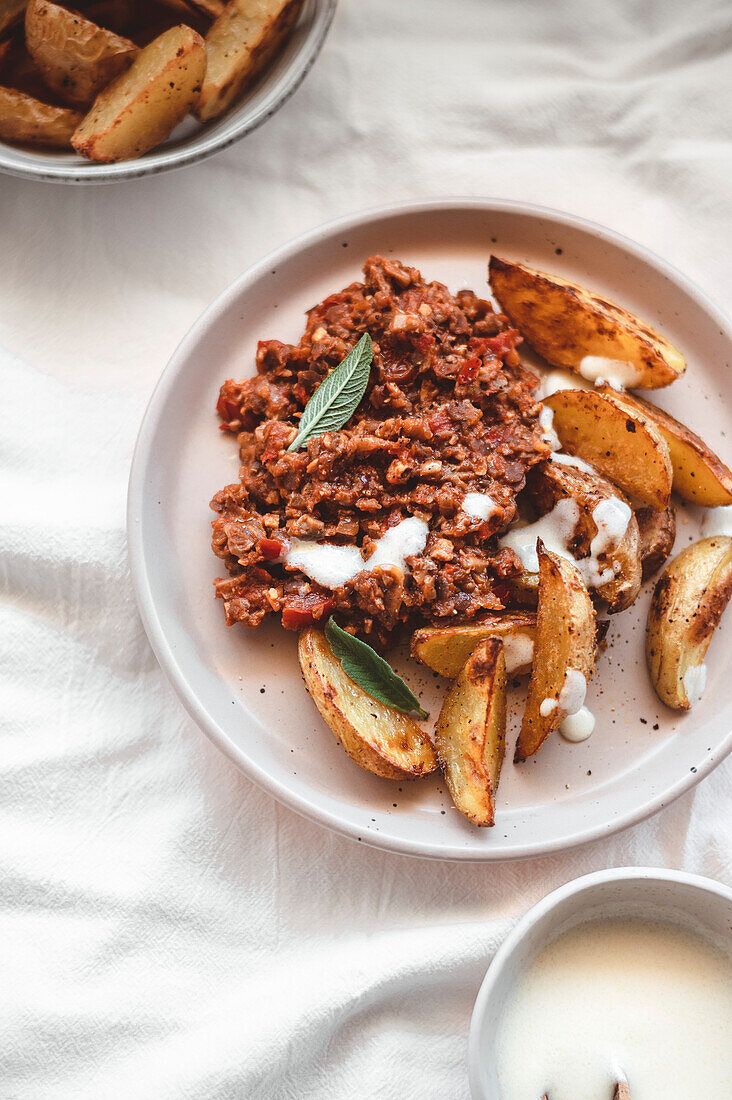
412, 333, 434, 354
457, 356, 481, 384
428, 408, 453, 435
282, 594, 334, 630
468, 331, 522, 359
259, 538, 285, 560
216, 392, 241, 426
467, 336, 491, 356
492, 580, 511, 604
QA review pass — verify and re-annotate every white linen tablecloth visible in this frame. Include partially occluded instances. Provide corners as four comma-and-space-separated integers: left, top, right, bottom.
2, 1, 732, 1096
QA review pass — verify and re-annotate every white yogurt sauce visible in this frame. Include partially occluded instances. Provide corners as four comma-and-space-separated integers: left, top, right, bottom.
539, 369, 588, 397
284, 516, 428, 589
683, 663, 707, 707
500, 495, 630, 590
701, 505, 732, 538
502, 632, 534, 675
495, 917, 732, 1100
578, 355, 643, 389
558, 668, 586, 715
500, 498, 580, 574
461, 492, 500, 521
539, 406, 561, 451
586, 497, 632, 585
549, 451, 598, 475
560, 706, 595, 741
540, 675, 593, 739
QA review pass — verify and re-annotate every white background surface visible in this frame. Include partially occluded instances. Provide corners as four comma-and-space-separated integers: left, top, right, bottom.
1, 1, 731, 1097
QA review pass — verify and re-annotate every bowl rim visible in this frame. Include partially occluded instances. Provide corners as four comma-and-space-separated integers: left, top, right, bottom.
467, 866, 732, 1099
127, 195, 732, 862
0, 0, 336, 184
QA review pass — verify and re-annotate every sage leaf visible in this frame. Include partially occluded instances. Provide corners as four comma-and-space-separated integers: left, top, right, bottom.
287, 333, 373, 452
325, 617, 429, 719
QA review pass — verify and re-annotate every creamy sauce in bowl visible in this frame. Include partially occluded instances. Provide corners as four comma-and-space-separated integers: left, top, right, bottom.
495, 917, 732, 1100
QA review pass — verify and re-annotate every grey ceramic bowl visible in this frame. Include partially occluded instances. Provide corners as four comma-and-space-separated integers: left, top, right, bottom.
0, 0, 336, 184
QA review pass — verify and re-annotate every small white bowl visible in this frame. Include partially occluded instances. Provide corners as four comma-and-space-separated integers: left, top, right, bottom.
0, 0, 335, 184
468, 867, 732, 1100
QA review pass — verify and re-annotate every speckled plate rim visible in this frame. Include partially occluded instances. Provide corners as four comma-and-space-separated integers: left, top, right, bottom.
0, 0, 336, 185
127, 197, 732, 862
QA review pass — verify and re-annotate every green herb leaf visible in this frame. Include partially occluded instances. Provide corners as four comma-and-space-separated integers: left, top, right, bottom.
325, 617, 429, 719
287, 333, 373, 452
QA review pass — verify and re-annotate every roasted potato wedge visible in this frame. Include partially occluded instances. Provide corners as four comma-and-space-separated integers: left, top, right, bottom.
636, 505, 676, 581
25, 0, 139, 109
596, 386, 732, 507
434, 638, 506, 826
71, 23, 205, 161
646, 536, 732, 710
298, 627, 438, 780
156, 0, 224, 17
0, 0, 27, 36
515, 542, 596, 762
523, 460, 642, 613
0, 83, 81, 144
140, 0, 211, 37
489, 256, 686, 389
411, 612, 536, 679
1, 34, 58, 99
544, 389, 673, 510
155, 0, 197, 12
195, 0, 301, 122
0, 38, 10, 71
82, 0, 138, 34
186, 0, 225, 16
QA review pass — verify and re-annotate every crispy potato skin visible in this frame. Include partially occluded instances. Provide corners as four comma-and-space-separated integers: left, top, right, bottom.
597, 386, 732, 507
0, 0, 28, 37
0, 83, 81, 144
528, 461, 642, 613
646, 536, 732, 710
186, 0, 225, 16
636, 505, 676, 581
25, 0, 139, 109
545, 389, 673, 510
195, 0, 302, 122
298, 627, 438, 780
82, 0, 139, 35
434, 638, 506, 826
2, 35, 64, 100
411, 612, 536, 679
488, 255, 686, 389
515, 542, 596, 762
71, 23, 205, 162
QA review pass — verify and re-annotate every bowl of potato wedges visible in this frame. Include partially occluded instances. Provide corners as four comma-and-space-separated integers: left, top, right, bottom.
0, 0, 335, 182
